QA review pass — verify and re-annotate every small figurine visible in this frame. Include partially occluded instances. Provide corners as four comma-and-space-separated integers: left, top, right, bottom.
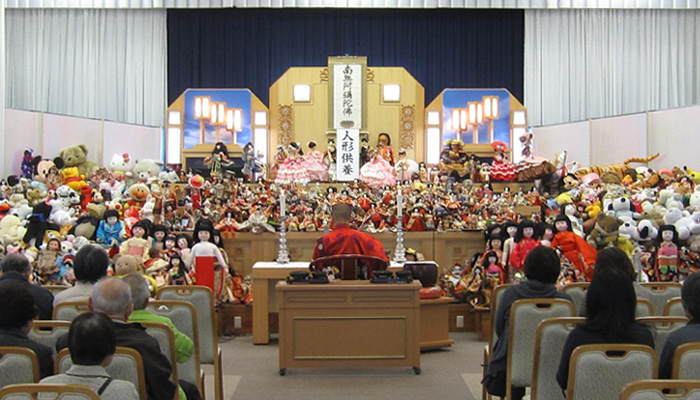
655, 225, 681, 282
119, 220, 151, 263
35, 238, 63, 283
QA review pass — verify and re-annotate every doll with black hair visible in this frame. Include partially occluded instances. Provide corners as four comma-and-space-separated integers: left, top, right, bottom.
150, 224, 168, 252
501, 220, 519, 274
119, 220, 151, 263
536, 222, 555, 248
161, 234, 178, 261
185, 220, 228, 292
175, 233, 193, 261
655, 225, 681, 282
551, 214, 597, 281
508, 220, 541, 282
167, 254, 192, 286
203, 141, 235, 177
484, 250, 505, 289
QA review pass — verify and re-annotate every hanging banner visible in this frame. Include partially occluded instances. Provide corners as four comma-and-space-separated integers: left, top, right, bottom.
336, 128, 360, 181
332, 64, 363, 130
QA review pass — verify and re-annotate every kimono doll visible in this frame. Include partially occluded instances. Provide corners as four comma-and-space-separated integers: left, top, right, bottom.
551, 215, 597, 281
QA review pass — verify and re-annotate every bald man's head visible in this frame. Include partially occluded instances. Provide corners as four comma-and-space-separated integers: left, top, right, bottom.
331, 203, 352, 224
90, 277, 133, 320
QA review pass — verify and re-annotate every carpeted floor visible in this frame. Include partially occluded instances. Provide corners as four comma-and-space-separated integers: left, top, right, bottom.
208, 332, 486, 400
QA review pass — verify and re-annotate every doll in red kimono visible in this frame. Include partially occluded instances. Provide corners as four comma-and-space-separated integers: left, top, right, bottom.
551, 214, 597, 281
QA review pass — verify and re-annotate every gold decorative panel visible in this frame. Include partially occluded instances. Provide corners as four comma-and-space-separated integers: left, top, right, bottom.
400, 105, 416, 150
320, 68, 328, 82
366, 68, 375, 83
279, 105, 294, 145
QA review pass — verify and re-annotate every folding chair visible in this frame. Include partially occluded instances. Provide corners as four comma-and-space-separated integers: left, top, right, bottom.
561, 282, 589, 316
52, 300, 90, 322
635, 317, 688, 357
28, 321, 71, 357
663, 297, 685, 318
505, 298, 576, 399
140, 321, 179, 387
619, 379, 700, 400
42, 285, 70, 296
636, 299, 654, 318
531, 317, 585, 400
566, 344, 657, 400
157, 285, 222, 400
482, 283, 513, 400
639, 283, 682, 316
0, 383, 100, 400
0, 347, 40, 387
147, 300, 203, 397
56, 347, 147, 400
672, 342, 700, 380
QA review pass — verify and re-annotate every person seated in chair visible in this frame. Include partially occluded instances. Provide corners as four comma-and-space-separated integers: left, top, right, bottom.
40, 311, 139, 399
312, 202, 388, 279
659, 270, 700, 379
483, 246, 573, 399
0, 253, 54, 320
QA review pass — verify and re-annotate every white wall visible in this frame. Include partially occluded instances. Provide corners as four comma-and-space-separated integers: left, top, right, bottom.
533, 120, 590, 168
647, 104, 700, 171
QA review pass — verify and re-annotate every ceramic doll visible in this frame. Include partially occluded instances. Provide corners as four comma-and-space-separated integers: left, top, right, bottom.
551, 214, 597, 281
485, 235, 504, 267
508, 220, 541, 282
359, 148, 396, 190
150, 224, 168, 252
562, 203, 584, 237
536, 222, 555, 248
500, 220, 519, 273
275, 142, 310, 185
119, 220, 151, 264
395, 149, 419, 182
483, 251, 505, 289
161, 234, 177, 261
655, 225, 681, 282
175, 233, 193, 261
35, 238, 63, 282
168, 254, 192, 286
301, 141, 329, 182
96, 209, 124, 247
186, 220, 229, 293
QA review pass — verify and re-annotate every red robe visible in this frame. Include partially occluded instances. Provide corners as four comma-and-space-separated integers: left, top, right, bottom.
551, 231, 597, 281
312, 224, 388, 276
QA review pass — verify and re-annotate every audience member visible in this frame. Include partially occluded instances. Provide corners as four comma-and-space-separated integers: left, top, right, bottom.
122, 272, 194, 363
56, 277, 176, 400
595, 247, 653, 300
53, 244, 109, 307
0, 281, 54, 378
556, 267, 654, 390
0, 253, 53, 320
312, 202, 388, 279
483, 246, 573, 399
40, 312, 138, 399
659, 270, 700, 379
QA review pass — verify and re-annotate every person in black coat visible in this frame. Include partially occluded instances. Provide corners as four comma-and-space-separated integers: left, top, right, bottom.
0, 253, 53, 320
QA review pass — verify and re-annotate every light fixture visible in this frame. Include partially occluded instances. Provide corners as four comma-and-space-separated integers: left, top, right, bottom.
426, 127, 441, 165
194, 96, 211, 119
254, 111, 267, 126
451, 109, 460, 131
226, 108, 243, 132
483, 96, 499, 119
468, 102, 483, 125
166, 128, 182, 164
451, 108, 468, 131
427, 111, 440, 126
293, 84, 311, 102
512, 111, 527, 126
460, 109, 468, 130
210, 102, 226, 126
168, 111, 181, 125
383, 84, 401, 102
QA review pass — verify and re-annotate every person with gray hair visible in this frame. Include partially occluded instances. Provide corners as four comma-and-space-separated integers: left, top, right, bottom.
56, 277, 176, 400
0, 253, 53, 320
122, 273, 194, 364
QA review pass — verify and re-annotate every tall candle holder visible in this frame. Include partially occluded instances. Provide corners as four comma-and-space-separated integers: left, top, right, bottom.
276, 216, 290, 264
392, 188, 407, 264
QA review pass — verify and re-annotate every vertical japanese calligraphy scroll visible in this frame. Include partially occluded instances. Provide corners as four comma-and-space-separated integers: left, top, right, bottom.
336, 128, 360, 181
328, 56, 366, 131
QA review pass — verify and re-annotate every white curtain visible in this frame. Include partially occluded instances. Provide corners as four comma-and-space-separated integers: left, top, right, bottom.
5, 8, 166, 127
524, 9, 700, 127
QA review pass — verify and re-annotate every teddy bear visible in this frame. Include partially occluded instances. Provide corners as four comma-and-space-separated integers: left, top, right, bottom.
58, 144, 98, 177
658, 188, 684, 211
133, 159, 164, 183
688, 186, 700, 211
113, 254, 158, 295
663, 207, 700, 241
108, 153, 135, 181
587, 213, 623, 250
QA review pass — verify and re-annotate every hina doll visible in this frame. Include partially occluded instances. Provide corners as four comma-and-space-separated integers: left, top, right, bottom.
655, 225, 681, 282
508, 220, 541, 282
359, 148, 396, 190
551, 215, 597, 281
301, 141, 329, 182
186, 220, 228, 293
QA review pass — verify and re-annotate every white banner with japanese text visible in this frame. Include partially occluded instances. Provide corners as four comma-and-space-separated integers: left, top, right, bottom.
332, 64, 362, 130
336, 128, 360, 181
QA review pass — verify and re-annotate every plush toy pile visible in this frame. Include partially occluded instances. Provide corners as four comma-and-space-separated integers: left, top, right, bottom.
4, 143, 700, 305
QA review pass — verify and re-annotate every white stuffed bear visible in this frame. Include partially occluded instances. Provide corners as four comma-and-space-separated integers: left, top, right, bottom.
689, 186, 700, 211
658, 188, 684, 210
133, 159, 164, 182
663, 207, 700, 241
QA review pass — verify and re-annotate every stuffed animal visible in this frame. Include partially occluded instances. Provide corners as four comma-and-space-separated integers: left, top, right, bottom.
609, 196, 640, 223
0, 215, 27, 245
133, 159, 163, 182
587, 214, 623, 250
663, 208, 700, 241
58, 144, 98, 177
684, 166, 700, 185
69, 215, 100, 241
32, 158, 64, 191
124, 183, 151, 211
21, 149, 39, 180
61, 167, 86, 191
22, 201, 54, 248
108, 153, 135, 181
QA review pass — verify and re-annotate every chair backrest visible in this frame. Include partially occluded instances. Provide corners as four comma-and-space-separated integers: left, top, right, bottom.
0, 383, 100, 400
488, 283, 514, 354
140, 321, 178, 386
52, 300, 90, 322
620, 379, 700, 400
561, 282, 589, 316
56, 347, 147, 400
157, 286, 216, 363
636, 317, 688, 357
309, 254, 389, 280
28, 321, 71, 357
506, 298, 576, 398
531, 317, 585, 400
0, 347, 40, 387
637, 299, 654, 318
566, 344, 657, 400
639, 283, 683, 316
672, 342, 700, 380
42, 285, 70, 296
147, 300, 201, 389
664, 297, 685, 317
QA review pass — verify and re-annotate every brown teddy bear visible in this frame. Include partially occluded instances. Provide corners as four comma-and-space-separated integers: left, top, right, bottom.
58, 144, 98, 177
